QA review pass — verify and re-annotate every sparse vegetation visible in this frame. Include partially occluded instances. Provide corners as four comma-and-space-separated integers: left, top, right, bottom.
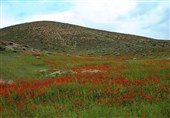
0, 21, 170, 55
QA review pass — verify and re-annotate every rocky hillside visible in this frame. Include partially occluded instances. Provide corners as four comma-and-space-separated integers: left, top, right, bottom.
0, 21, 170, 55
0, 40, 41, 56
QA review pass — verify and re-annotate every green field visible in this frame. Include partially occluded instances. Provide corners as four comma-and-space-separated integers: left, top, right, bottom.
0, 51, 170, 118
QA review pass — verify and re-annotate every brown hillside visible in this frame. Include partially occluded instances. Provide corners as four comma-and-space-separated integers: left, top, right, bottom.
0, 21, 170, 55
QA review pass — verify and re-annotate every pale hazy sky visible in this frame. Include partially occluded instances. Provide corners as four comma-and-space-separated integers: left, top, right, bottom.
0, 0, 170, 39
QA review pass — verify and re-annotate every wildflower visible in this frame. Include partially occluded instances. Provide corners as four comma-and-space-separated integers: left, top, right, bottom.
112, 97, 116, 101
10, 106, 13, 110
123, 94, 128, 99
30, 106, 37, 110
89, 91, 93, 95
18, 101, 23, 109
130, 93, 135, 99
52, 106, 57, 110
0, 108, 3, 112
42, 103, 47, 107
8, 99, 13, 104
60, 106, 65, 110
148, 96, 154, 103
106, 100, 111, 104
74, 102, 82, 107
167, 74, 170, 78
96, 99, 101, 103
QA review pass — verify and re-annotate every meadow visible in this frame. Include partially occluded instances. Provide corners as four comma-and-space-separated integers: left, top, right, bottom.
0, 51, 170, 118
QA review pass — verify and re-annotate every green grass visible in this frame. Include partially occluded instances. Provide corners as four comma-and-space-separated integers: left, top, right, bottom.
1, 83, 169, 118
0, 51, 170, 118
0, 51, 49, 80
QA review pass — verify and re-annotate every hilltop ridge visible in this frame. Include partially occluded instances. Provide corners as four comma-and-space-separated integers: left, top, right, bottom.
0, 21, 170, 55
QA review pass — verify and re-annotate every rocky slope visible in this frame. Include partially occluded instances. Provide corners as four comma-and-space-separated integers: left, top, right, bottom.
0, 21, 170, 55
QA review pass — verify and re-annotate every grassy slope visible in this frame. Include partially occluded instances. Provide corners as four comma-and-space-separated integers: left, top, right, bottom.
1, 50, 170, 81
1, 21, 170, 55
0, 51, 49, 80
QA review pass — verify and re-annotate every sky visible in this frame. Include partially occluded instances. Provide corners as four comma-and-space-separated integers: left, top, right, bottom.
0, 0, 170, 39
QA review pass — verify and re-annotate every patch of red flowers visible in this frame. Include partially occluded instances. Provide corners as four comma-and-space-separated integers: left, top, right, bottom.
0, 63, 169, 116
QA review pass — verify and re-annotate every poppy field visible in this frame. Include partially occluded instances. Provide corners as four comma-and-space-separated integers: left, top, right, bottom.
0, 52, 170, 118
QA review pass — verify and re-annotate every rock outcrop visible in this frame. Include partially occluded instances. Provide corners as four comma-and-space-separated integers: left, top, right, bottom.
0, 40, 41, 56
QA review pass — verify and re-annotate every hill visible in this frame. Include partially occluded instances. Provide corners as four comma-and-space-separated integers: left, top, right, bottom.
0, 21, 170, 55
